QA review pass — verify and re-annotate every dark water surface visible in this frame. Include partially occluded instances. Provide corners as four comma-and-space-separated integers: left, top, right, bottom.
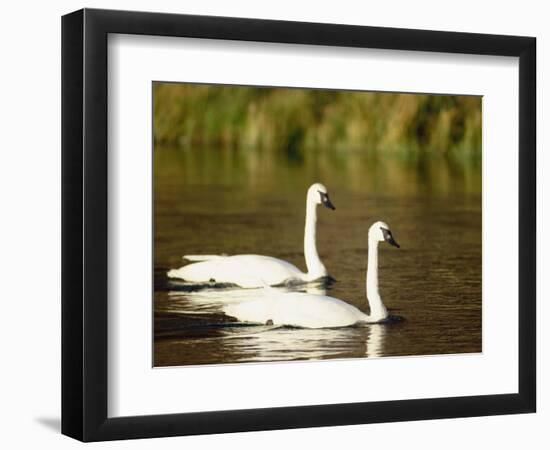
154, 147, 481, 366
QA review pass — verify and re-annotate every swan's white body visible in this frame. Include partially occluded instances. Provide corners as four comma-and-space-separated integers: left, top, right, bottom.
170, 255, 310, 288
224, 221, 399, 328
225, 291, 368, 328
167, 183, 334, 288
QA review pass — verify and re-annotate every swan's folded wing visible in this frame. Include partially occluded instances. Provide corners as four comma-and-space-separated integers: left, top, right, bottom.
182, 255, 226, 261
224, 294, 362, 329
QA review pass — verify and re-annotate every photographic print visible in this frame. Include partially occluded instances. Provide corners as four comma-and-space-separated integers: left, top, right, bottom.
153, 82, 482, 367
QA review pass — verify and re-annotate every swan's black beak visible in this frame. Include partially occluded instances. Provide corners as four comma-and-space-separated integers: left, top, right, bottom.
319, 191, 336, 210
387, 236, 400, 248
381, 228, 400, 248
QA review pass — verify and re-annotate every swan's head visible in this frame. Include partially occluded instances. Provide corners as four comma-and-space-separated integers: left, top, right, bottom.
369, 221, 400, 248
307, 182, 335, 210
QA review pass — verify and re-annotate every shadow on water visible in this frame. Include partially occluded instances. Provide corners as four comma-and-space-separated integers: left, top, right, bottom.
154, 146, 481, 366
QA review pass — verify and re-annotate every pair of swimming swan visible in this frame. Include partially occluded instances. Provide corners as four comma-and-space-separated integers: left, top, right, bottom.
167, 183, 400, 328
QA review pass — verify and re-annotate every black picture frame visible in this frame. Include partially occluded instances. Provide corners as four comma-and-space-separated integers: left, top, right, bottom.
62, 8, 536, 442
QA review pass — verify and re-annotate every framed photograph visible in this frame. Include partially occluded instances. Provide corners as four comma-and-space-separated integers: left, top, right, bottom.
62, 8, 536, 441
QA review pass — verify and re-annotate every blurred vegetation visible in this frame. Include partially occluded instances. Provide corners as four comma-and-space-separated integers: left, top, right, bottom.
153, 83, 481, 155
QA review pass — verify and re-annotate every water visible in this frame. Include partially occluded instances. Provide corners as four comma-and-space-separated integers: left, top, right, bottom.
154, 146, 481, 367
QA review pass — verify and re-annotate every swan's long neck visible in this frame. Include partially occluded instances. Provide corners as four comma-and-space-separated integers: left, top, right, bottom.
365, 238, 388, 321
304, 198, 327, 280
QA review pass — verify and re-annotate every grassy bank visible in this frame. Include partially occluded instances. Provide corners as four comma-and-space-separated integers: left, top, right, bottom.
153, 82, 481, 154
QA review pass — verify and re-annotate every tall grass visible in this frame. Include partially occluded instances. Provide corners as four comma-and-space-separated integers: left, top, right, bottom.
153, 83, 481, 154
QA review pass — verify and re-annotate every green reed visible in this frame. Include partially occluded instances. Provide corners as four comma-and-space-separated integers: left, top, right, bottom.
153, 83, 481, 155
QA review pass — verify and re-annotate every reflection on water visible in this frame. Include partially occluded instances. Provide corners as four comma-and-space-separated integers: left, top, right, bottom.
154, 146, 481, 367
156, 323, 387, 365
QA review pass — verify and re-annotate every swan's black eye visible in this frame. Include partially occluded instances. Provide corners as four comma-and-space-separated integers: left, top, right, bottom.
318, 190, 335, 210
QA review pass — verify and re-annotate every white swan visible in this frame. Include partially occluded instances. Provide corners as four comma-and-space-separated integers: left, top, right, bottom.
224, 221, 400, 328
167, 183, 336, 288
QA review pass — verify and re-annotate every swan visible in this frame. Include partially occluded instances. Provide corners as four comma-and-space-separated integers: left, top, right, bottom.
223, 221, 400, 328
167, 183, 336, 288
